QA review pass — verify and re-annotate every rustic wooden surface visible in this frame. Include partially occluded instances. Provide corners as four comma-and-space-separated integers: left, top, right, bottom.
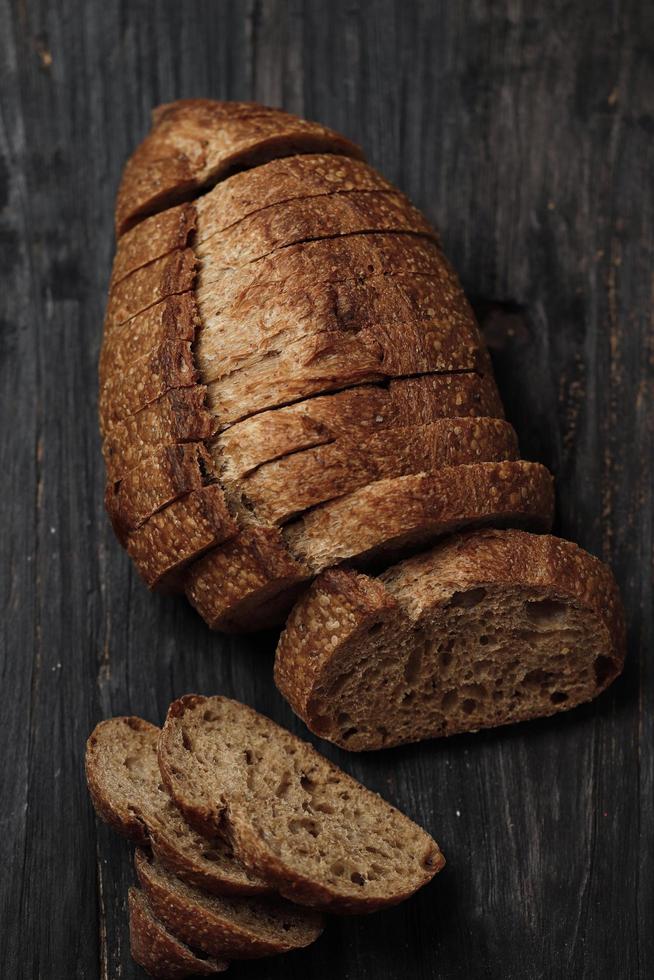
1, 1, 652, 977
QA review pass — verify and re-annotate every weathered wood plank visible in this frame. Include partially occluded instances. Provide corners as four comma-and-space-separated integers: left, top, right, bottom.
0, 0, 651, 977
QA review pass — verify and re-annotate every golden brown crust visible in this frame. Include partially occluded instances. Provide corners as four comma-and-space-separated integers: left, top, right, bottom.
99, 340, 198, 432
100, 294, 201, 382
231, 418, 519, 526
111, 204, 197, 285
105, 250, 197, 328
275, 530, 626, 748
127, 485, 238, 590
282, 460, 555, 573
129, 889, 228, 979
102, 387, 216, 483
216, 373, 505, 480
116, 99, 363, 234
135, 850, 324, 959
184, 527, 310, 632
105, 443, 216, 541
195, 153, 395, 242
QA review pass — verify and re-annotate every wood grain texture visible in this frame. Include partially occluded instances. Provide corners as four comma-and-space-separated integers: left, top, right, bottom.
0, 1, 651, 978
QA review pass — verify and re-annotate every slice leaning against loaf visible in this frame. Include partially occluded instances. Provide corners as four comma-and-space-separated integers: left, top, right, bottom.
129, 888, 228, 978
274, 529, 626, 750
215, 371, 505, 481
157, 695, 445, 913
228, 417, 519, 526
116, 99, 363, 234
135, 849, 324, 959
282, 460, 555, 572
85, 716, 270, 895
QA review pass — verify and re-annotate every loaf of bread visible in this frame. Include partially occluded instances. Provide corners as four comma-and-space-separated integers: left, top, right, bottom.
275, 529, 626, 749
100, 99, 553, 627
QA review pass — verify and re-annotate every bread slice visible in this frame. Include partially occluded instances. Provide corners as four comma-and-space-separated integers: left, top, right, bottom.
184, 527, 310, 633
197, 270, 481, 387
228, 418, 519, 525
129, 888, 229, 979
204, 334, 481, 428
85, 716, 270, 895
195, 232, 446, 312
126, 485, 237, 590
157, 695, 445, 912
194, 153, 395, 244
194, 190, 435, 268
215, 372, 505, 480
135, 849, 324, 959
116, 99, 363, 234
275, 529, 626, 750
105, 443, 215, 542
283, 460, 554, 572
102, 387, 216, 484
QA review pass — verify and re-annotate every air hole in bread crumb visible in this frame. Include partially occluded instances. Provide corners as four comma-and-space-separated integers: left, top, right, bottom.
479, 634, 489, 645
594, 656, 615, 687
331, 861, 345, 876
524, 598, 567, 623
550, 691, 568, 704
367, 622, 383, 636
244, 749, 254, 765
181, 731, 193, 751
203, 709, 220, 722
441, 690, 458, 710
461, 699, 477, 714
336, 712, 350, 726
523, 668, 556, 689
448, 587, 486, 609
404, 645, 423, 684
341, 727, 359, 741
350, 871, 365, 886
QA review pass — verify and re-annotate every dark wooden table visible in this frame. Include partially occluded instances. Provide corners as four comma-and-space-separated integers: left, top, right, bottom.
1, 2, 652, 977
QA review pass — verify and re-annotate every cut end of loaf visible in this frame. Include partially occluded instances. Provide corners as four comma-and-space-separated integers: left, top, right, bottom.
275, 530, 626, 750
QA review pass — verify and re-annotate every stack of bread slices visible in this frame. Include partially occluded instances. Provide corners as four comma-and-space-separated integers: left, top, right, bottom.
99, 100, 625, 750
86, 696, 444, 977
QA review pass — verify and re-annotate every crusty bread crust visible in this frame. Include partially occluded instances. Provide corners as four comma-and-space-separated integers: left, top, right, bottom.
116, 100, 363, 234
184, 527, 310, 632
105, 443, 216, 541
216, 372, 505, 480
111, 204, 197, 286
105, 250, 197, 329
158, 695, 444, 913
135, 849, 324, 959
102, 387, 216, 483
275, 529, 626, 748
100, 294, 201, 381
283, 460, 555, 572
229, 418, 519, 525
129, 888, 228, 978
126, 485, 237, 590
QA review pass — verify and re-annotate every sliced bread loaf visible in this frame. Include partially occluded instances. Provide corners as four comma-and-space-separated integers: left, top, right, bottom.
275, 529, 626, 750
116, 99, 363, 234
157, 695, 445, 912
215, 372, 505, 481
129, 888, 228, 978
85, 716, 270, 895
135, 849, 324, 959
